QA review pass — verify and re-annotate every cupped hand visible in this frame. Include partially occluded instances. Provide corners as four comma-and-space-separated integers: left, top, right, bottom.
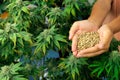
76, 25, 114, 58
69, 20, 99, 56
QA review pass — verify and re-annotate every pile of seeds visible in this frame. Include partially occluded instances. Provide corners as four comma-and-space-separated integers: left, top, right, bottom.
77, 32, 100, 52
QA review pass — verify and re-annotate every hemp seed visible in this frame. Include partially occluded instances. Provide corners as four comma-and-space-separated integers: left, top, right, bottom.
77, 32, 100, 52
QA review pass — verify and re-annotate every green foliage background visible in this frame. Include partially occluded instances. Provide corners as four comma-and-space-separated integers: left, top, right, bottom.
0, 0, 120, 80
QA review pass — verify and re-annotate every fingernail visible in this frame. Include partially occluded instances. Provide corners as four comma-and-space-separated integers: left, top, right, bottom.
69, 34, 73, 40
68, 35, 71, 39
77, 54, 82, 58
69, 37, 71, 40
73, 51, 77, 56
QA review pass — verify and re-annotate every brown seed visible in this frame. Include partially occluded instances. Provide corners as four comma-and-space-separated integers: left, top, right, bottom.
77, 32, 100, 52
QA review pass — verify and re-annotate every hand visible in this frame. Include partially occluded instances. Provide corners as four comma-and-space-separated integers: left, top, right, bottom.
76, 25, 113, 58
69, 20, 99, 56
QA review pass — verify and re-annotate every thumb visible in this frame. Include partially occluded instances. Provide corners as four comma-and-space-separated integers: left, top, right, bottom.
69, 23, 79, 40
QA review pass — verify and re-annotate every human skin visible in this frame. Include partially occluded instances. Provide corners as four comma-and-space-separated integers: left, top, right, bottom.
69, 0, 120, 58
69, 20, 99, 56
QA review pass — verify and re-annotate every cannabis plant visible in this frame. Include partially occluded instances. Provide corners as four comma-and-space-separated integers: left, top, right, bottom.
1, 0, 120, 80
0, 63, 27, 80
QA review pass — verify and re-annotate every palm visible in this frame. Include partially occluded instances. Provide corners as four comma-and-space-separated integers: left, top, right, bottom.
69, 20, 98, 39
98, 25, 113, 50
69, 20, 99, 56
75, 25, 114, 58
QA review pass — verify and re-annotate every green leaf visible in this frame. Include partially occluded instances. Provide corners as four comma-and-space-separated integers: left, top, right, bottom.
97, 67, 104, 77
46, 35, 51, 44
114, 66, 119, 80
34, 44, 41, 54
9, 33, 16, 48
11, 63, 22, 72
54, 39, 60, 49
71, 8, 76, 17
54, 35, 67, 42
91, 67, 101, 75
0, 29, 4, 34
71, 69, 75, 80
64, 6, 71, 15
19, 31, 32, 45
22, 6, 29, 14
89, 63, 100, 67
12, 75, 28, 80
18, 38, 24, 46
42, 43, 46, 54
0, 63, 24, 80
106, 65, 112, 74
1, 77, 9, 80
75, 3, 79, 10
1, 37, 6, 45
58, 62, 65, 68
75, 67, 79, 76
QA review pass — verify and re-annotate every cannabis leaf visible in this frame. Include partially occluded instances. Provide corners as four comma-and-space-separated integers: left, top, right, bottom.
34, 26, 67, 55
58, 55, 88, 80
0, 63, 27, 80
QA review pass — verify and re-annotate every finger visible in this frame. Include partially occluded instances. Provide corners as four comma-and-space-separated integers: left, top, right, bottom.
72, 33, 78, 52
78, 44, 101, 54
69, 23, 79, 40
73, 50, 78, 57
77, 50, 106, 58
